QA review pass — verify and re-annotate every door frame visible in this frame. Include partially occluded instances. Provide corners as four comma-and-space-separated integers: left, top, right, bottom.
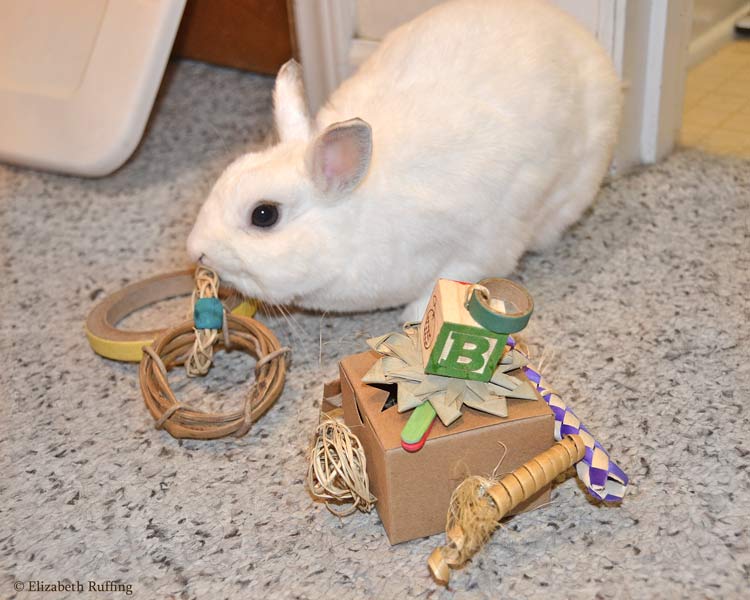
289, 0, 694, 173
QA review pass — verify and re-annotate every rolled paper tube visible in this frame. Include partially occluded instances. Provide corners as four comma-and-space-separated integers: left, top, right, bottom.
466, 278, 534, 334
524, 457, 545, 482
511, 464, 537, 497
428, 434, 586, 585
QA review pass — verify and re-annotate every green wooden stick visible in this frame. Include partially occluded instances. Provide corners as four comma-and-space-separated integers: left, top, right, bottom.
401, 402, 437, 451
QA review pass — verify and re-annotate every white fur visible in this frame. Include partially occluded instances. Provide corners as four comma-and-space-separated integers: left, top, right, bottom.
273, 60, 310, 142
187, 0, 622, 318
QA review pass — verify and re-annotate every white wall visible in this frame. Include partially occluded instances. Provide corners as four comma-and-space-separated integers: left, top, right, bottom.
356, 0, 445, 40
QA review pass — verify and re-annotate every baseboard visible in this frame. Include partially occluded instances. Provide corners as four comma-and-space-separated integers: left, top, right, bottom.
688, 2, 750, 67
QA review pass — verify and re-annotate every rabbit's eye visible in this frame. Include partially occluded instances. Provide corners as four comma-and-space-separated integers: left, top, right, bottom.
250, 202, 279, 228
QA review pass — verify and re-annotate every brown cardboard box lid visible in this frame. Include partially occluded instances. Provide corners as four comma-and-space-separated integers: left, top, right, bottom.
343, 351, 552, 451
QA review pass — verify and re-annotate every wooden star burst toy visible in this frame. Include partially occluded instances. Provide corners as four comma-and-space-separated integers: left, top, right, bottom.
364, 279, 536, 451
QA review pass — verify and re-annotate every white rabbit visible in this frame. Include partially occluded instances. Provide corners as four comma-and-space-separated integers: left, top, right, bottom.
187, 0, 622, 320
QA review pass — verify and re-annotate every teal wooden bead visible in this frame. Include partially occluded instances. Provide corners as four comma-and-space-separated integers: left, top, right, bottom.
194, 297, 224, 329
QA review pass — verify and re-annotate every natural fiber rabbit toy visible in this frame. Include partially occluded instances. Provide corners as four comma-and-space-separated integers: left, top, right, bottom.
187, 0, 622, 319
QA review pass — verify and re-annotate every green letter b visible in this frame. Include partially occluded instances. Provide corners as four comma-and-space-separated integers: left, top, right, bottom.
441, 332, 490, 372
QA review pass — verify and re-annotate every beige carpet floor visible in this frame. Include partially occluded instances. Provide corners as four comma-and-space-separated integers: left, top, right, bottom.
2, 60, 749, 599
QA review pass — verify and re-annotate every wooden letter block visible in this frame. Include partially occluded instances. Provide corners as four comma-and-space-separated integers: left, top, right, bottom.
419, 279, 507, 382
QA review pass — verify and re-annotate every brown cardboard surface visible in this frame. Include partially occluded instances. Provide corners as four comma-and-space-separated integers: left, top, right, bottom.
320, 379, 343, 415
336, 351, 555, 545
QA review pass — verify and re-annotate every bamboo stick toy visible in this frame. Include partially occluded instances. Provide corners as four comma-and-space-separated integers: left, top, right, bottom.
428, 336, 628, 584
428, 434, 587, 583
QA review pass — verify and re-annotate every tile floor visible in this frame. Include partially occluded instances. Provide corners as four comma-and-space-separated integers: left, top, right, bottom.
680, 39, 750, 157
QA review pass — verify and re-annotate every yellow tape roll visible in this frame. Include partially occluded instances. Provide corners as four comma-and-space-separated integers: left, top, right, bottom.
84, 269, 257, 362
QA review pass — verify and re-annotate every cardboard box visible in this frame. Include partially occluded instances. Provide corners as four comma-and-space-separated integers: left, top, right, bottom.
330, 350, 556, 544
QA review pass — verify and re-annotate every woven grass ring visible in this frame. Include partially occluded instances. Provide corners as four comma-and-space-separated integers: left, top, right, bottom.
139, 314, 288, 439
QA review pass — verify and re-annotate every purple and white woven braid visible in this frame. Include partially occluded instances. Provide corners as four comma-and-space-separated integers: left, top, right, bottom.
508, 337, 628, 502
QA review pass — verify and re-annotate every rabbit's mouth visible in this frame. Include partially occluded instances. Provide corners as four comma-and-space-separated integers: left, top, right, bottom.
217, 270, 254, 297
195, 256, 247, 297
220, 268, 283, 306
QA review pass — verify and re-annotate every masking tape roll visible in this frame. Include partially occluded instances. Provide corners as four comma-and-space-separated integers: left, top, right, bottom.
466, 278, 533, 334
85, 269, 257, 362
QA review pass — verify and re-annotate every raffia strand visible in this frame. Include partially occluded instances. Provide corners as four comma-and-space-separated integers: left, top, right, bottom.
307, 415, 376, 516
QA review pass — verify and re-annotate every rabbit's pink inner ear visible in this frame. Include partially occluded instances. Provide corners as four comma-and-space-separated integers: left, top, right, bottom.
310, 118, 372, 195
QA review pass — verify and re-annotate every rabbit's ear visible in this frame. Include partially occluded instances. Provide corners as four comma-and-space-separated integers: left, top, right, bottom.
308, 118, 373, 195
274, 59, 311, 142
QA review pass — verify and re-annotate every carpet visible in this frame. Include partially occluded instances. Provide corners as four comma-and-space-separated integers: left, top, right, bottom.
2, 60, 748, 599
